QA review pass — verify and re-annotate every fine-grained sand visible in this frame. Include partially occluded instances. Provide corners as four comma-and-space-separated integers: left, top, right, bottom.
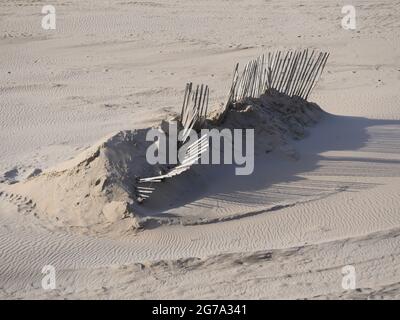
1, 0, 400, 299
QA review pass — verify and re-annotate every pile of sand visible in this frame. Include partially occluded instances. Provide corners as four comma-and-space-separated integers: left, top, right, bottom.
4, 129, 169, 232
3, 92, 324, 232
212, 91, 323, 157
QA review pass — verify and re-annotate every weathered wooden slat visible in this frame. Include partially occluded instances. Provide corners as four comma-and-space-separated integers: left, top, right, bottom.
305, 52, 329, 100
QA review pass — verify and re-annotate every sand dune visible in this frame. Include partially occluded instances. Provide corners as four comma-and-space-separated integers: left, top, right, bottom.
1, 0, 400, 299
2, 92, 323, 232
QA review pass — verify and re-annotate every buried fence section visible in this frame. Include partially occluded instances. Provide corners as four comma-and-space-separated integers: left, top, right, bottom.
226, 49, 330, 105
137, 48, 329, 202
136, 83, 210, 202
180, 82, 209, 142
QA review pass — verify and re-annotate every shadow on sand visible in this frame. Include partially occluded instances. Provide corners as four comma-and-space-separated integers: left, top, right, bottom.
136, 111, 400, 227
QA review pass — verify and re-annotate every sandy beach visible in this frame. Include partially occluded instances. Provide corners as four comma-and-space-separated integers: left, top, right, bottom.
1, 0, 400, 299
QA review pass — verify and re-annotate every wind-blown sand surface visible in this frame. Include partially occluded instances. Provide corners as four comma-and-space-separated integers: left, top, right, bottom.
1, 0, 400, 299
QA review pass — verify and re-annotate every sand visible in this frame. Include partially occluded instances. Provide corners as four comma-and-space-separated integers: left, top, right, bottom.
1, 0, 400, 299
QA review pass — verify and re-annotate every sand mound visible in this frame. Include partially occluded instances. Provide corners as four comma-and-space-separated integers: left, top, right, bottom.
5, 92, 324, 232
6, 129, 168, 232
212, 91, 323, 156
